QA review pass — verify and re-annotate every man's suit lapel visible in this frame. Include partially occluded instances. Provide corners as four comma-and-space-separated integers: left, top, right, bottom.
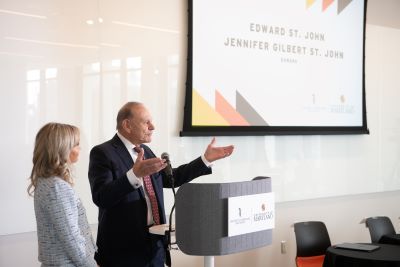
111, 134, 146, 198
111, 134, 133, 169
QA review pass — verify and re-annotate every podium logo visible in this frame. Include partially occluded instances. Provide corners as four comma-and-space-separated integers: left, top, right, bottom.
254, 203, 273, 222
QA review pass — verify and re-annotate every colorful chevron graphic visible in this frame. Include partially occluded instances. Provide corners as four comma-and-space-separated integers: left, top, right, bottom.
192, 90, 228, 126
307, 0, 353, 14
192, 89, 268, 126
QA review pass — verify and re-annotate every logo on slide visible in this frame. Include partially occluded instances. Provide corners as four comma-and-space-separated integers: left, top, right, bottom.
306, 0, 354, 14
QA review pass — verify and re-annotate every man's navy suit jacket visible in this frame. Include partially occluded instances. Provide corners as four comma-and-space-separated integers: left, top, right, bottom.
88, 134, 211, 267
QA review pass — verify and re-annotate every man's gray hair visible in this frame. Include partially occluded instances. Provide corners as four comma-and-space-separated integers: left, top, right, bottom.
116, 102, 142, 130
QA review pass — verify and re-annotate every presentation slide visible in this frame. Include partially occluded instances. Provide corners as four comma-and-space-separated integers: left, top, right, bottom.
190, 0, 365, 129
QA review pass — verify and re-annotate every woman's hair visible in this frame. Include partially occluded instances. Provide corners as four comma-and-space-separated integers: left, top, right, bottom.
27, 122, 80, 196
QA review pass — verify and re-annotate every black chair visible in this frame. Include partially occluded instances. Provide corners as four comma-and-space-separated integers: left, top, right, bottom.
294, 221, 331, 267
365, 216, 396, 243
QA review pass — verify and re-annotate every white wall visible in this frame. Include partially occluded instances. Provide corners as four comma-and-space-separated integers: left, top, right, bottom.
0, 0, 399, 266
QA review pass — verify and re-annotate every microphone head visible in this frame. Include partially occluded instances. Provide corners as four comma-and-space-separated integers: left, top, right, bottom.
161, 152, 170, 160
161, 152, 173, 177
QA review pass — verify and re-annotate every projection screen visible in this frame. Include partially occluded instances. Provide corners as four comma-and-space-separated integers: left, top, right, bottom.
181, 0, 368, 136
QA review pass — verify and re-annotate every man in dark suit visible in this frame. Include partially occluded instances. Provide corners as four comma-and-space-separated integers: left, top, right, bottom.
88, 102, 234, 267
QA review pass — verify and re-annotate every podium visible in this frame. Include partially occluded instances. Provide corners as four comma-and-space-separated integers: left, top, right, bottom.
175, 177, 274, 267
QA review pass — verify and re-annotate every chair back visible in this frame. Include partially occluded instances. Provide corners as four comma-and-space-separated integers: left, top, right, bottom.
366, 216, 396, 243
294, 221, 331, 257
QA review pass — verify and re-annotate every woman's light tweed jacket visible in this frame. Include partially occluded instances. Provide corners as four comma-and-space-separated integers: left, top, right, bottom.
34, 177, 97, 267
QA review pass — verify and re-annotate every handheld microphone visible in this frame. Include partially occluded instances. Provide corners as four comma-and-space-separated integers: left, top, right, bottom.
161, 152, 173, 178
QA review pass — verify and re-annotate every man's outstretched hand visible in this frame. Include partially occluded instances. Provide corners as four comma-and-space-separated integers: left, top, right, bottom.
203, 137, 234, 163
132, 147, 167, 178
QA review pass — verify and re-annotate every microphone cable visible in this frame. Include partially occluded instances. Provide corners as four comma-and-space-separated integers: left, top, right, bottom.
161, 152, 177, 266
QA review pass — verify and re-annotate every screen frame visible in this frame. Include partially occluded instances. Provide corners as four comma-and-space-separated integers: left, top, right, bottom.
180, 0, 369, 137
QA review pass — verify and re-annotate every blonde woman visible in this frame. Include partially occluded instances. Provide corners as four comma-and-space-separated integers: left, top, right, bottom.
28, 123, 97, 267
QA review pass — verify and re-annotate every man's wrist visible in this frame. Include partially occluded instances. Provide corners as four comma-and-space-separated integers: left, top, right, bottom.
201, 154, 213, 168
126, 169, 142, 188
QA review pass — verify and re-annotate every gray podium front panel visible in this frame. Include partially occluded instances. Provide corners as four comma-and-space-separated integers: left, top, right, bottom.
175, 177, 272, 256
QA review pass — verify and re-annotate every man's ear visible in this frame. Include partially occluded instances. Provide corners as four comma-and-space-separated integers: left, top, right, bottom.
122, 119, 131, 133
